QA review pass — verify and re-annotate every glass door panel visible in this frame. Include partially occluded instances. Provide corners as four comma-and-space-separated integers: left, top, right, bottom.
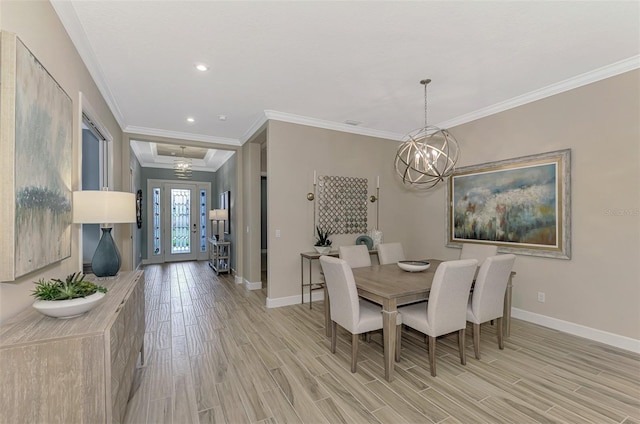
165, 184, 197, 261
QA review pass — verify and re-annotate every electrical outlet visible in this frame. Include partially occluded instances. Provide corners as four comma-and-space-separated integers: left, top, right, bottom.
275, 229, 281, 238
537, 292, 545, 303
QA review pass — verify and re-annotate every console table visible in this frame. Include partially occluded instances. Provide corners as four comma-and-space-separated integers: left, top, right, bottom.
0, 271, 145, 423
209, 237, 231, 275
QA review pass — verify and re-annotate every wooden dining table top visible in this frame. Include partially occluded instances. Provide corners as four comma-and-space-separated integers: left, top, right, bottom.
351, 259, 443, 302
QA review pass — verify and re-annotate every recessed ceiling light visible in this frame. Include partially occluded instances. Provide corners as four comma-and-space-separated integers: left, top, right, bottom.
195, 64, 209, 72
218, 115, 227, 121
187, 117, 195, 123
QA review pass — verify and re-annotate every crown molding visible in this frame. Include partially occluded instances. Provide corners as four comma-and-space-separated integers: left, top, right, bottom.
241, 114, 269, 145
438, 55, 640, 130
263, 110, 404, 141
137, 161, 218, 173
51, 1, 127, 130
124, 125, 241, 146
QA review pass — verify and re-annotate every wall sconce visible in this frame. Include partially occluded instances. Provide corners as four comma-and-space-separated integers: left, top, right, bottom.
371, 176, 380, 229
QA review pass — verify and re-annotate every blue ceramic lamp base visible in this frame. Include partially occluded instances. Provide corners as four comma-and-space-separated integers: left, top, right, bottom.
91, 227, 122, 277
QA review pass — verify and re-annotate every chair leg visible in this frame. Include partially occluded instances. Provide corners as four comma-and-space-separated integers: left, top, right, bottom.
428, 336, 437, 377
497, 317, 504, 349
331, 321, 337, 354
473, 323, 481, 360
395, 324, 402, 362
459, 328, 466, 366
351, 333, 359, 373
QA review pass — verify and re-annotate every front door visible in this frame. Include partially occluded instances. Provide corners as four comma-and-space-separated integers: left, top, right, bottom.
164, 183, 199, 262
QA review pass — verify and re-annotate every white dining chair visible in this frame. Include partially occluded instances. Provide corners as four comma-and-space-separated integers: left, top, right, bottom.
397, 259, 478, 377
339, 244, 372, 268
319, 255, 402, 372
467, 254, 516, 359
377, 242, 406, 265
459, 243, 498, 267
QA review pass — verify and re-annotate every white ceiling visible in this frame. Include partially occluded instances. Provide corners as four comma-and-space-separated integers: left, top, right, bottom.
53, 1, 639, 168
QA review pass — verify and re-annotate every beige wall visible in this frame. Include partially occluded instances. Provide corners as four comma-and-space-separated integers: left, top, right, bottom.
0, 1, 125, 321
266, 121, 418, 300
444, 70, 639, 341
242, 141, 262, 286
266, 70, 639, 342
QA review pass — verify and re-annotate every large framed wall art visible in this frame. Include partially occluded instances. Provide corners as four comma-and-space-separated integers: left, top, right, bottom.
317, 175, 368, 234
0, 32, 73, 281
447, 149, 571, 259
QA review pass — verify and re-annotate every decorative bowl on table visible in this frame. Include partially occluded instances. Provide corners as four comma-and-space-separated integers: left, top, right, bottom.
397, 260, 430, 272
32, 292, 106, 319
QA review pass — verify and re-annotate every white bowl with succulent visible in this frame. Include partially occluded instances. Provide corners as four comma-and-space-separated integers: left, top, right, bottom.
314, 226, 333, 254
31, 272, 108, 319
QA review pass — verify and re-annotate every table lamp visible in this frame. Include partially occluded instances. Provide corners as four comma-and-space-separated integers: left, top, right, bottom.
73, 190, 136, 277
209, 209, 228, 241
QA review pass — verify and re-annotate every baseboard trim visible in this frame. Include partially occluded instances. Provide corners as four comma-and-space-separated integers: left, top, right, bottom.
511, 308, 640, 354
234, 275, 243, 285
245, 279, 262, 291
266, 291, 325, 308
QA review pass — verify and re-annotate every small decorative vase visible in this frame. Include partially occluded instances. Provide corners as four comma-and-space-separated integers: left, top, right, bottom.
32, 292, 106, 319
314, 246, 331, 255
369, 228, 383, 249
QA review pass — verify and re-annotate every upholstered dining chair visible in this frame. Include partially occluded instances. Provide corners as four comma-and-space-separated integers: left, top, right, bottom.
467, 254, 516, 359
339, 244, 372, 268
397, 259, 478, 377
319, 255, 402, 372
459, 243, 498, 267
377, 242, 406, 265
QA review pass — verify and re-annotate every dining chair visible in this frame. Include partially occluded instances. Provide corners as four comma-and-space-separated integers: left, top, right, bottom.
319, 255, 402, 372
459, 243, 498, 267
467, 254, 516, 359
339, 244, 372, 268
377, 242, 406, 265
397, 259, 478, 377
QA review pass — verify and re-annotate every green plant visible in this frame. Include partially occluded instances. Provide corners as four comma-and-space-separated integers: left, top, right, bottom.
314, 226, 332, 247
31, 272, 107, 301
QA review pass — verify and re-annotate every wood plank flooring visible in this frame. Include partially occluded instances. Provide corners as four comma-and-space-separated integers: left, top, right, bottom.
124, 261, 640, 424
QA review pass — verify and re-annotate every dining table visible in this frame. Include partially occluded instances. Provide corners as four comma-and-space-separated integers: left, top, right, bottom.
323, 259, 516, 382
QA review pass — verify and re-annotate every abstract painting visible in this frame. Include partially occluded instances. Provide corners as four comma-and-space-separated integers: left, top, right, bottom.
0, 32, 72, 281
447, 149, 571, 259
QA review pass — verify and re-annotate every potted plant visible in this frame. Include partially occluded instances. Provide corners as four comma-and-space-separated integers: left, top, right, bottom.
31, 272, 108, 319
314, 226, 332, 254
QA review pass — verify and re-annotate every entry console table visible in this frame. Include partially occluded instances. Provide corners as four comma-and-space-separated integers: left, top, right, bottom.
209, 237, 231, 275
0, 271, 145, 423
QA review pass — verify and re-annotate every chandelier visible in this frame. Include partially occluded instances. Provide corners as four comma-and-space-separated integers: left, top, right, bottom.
394, 79, 460, 189
174, 146, 192, 179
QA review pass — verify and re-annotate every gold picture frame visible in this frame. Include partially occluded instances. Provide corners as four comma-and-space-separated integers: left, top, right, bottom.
447, 149, 571, 259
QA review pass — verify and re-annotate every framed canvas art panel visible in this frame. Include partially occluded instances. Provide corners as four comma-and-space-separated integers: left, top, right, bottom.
0, 32, 73, 281
447, 149, 571, 259
220, 190, 231, 235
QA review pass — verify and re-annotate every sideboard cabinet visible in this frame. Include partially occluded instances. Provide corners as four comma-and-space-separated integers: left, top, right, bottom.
0, 270, 145, 423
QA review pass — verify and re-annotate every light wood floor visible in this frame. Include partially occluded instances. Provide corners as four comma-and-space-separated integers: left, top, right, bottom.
124, 261, 640, 424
